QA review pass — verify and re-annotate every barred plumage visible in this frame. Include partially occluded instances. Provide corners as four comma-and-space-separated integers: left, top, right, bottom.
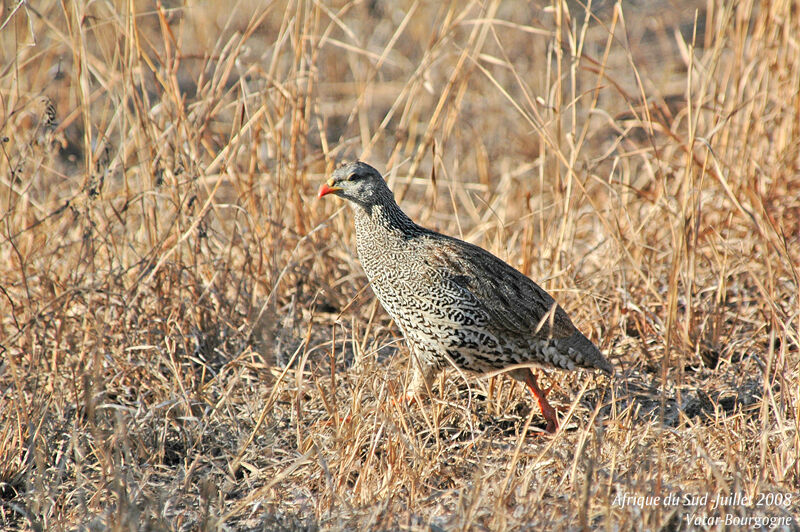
319, 161, 613, 432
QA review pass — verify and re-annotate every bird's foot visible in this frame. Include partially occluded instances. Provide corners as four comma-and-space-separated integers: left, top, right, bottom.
317, 413, 351, 428
524, 370, 559, 433
388, 390, 419, 411
312, 402, 352, 428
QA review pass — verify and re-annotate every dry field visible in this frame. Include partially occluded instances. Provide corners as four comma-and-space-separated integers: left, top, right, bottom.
1, 0, 798, 530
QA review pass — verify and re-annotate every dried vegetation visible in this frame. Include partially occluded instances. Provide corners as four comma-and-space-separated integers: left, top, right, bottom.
0, 0, 798, 530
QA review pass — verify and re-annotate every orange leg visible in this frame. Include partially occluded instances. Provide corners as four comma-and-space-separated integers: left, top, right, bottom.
318, 412, 351, 427
524, 369, 558, 433
388, 389, 418, 410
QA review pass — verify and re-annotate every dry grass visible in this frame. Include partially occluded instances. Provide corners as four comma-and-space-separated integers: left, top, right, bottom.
1, 0, 798, 530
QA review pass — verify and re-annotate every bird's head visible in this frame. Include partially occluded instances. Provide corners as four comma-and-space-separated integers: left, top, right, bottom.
317, 161, 391, 208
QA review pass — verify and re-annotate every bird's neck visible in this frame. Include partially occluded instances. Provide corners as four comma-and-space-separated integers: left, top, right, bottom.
352, 197, 419, 237
351, 199, 421, 283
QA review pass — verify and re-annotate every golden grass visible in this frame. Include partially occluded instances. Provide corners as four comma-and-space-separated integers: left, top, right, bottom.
1, 0, 798, 529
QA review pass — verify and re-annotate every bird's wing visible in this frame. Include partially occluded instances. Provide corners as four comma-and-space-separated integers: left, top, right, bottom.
422, 235, 579, 341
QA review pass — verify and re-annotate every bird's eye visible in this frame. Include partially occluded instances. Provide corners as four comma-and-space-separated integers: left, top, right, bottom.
346, 173, 360, 181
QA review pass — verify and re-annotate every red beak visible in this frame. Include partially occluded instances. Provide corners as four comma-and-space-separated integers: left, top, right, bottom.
318, 182, 340, 198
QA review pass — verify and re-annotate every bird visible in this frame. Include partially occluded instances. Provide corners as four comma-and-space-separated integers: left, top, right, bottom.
318, 161, 613, 432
